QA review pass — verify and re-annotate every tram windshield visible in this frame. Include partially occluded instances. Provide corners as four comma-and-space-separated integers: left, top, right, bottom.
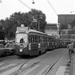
16, 33, 28, 43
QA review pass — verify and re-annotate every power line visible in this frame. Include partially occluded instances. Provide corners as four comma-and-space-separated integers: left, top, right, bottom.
46, 0, 58, 16
18, 0, 31, 10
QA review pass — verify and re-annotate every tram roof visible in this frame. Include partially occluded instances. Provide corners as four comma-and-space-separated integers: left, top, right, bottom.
16, 26, 53, 37
29, 29, 56, 39
28, 29, 47, 35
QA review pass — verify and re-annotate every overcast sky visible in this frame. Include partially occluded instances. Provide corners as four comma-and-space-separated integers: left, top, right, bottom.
0, 0, 74, 23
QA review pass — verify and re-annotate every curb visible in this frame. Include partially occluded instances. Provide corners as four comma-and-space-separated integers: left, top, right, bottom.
68, 58, 73, 75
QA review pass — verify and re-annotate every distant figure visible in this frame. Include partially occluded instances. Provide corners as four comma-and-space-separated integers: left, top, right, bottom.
67, 42, 74, 59
20, 38, 24, 43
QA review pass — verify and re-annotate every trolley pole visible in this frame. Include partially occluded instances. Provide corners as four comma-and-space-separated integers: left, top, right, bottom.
38, 16, 42, 31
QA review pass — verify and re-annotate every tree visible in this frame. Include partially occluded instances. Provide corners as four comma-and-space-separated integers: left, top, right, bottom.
27, 9, 47, 32
0, 19, 5, 30
0, 9, 47, 39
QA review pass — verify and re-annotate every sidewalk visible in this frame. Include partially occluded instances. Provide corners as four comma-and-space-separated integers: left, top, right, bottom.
68, 53, 75, 75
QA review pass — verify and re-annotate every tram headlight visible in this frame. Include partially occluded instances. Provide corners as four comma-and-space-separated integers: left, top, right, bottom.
20, 49, 23, 52
38, 43, 40, 48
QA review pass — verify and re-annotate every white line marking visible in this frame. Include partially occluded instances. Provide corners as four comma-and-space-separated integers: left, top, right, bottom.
22, 65, 40, 75
37, 65, 49, 75
0, 64, 28, 75
0, 63, 16, 70
55, 66, 66, 75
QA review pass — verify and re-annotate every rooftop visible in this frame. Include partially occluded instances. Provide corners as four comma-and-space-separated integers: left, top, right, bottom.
45, 24, 57, 30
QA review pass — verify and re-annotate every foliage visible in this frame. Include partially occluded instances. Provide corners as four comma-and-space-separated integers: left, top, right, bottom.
0, 9, 47, 39
27, 9, 47, 32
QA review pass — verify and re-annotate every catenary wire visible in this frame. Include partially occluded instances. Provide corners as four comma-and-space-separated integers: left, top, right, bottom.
46, 0, 58, 16
18, 0, 31, 10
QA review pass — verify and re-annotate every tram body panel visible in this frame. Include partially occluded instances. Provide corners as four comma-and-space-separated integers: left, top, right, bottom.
28, 43, 38, 56
15, 44, 28, 56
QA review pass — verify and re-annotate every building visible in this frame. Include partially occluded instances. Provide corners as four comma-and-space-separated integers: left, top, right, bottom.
45, 24, 60, 38
58, 14, 75, 41
58, 14, 75, 26
60, 28, 75, 41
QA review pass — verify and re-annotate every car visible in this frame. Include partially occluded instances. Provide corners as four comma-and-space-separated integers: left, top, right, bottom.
0, 44, 10, 57
5, 42, 15, 55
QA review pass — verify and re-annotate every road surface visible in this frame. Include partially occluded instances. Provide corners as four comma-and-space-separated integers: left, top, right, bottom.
0, 48, 69, 75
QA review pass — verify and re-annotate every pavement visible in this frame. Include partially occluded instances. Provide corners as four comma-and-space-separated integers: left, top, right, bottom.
68, 49, 75, 75
54, 48, 75, 75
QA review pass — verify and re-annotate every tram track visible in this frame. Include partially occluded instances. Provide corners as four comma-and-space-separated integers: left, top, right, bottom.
0, 55, 30, 72
14, 53, 54, 75
14, 48, 66, 75
0, 48, 67, 75
0, 55, 18, 62
38, 49, 67, 75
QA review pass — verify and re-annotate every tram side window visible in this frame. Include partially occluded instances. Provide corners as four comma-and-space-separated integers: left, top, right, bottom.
37, 36, 40, 42
34, 35, 41, 43
46, 37, 47, 42
48, 38, 50, 42
31, 35, 35, 43
43, 37, 47, 42
28, 35, 35, 43
43, 37, 44, 42
42, 37, 44, 42
48, 37, 52, 42
40, 36, 43, 42
44, 37, 45, 42
29, 35, 41, 43
35, 35, 38, 43
28, 35, 31, 43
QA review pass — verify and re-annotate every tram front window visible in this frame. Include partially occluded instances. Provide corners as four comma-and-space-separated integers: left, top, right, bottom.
16, 33, 27, 43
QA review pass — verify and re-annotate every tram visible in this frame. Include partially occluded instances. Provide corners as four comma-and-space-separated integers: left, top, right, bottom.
15, 25, 65, 56
15, 25, 48, 56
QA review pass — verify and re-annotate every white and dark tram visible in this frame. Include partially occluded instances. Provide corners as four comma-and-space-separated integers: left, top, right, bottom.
15, 25, 67, 56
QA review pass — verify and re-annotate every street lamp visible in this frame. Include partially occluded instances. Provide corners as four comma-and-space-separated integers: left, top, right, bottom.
32, 0, 35, 4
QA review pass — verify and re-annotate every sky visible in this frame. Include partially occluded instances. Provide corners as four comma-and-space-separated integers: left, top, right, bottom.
0, 0, 74, 23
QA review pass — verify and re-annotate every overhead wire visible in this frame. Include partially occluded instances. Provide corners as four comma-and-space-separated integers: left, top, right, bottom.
18, 0, 57, 16
18, 0, 31, 10
46, 0, 58, 16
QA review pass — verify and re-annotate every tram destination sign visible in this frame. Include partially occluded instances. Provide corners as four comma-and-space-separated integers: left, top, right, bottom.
17, 27, 29, 33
